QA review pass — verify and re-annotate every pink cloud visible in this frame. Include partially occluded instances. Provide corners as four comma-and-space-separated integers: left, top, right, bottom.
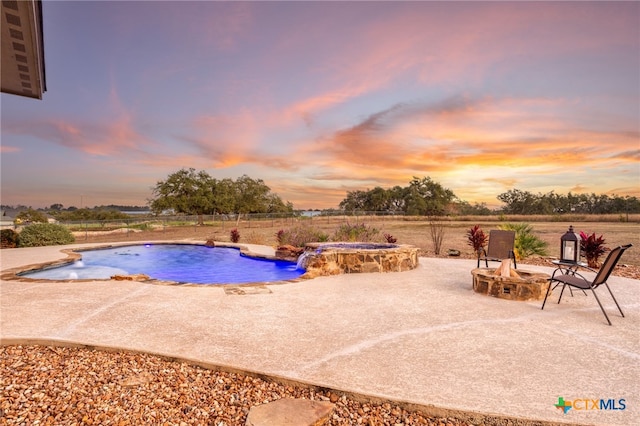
283, 86, 369, 127
300, 93, 638, 197
0, 146, 20, 153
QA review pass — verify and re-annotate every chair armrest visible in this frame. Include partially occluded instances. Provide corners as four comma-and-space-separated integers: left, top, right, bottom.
549, 268, 590, 283
577, 264, 597, 274
550, 268, 566, 280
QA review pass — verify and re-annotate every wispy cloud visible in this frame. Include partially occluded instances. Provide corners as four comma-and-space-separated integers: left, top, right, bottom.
611, 149, 640, 162
0, 146, 20, 153
4, 114, 153, 158
1, 1, 637, 208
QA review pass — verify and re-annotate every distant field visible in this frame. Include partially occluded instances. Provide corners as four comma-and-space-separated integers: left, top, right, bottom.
75, 215, 640, 266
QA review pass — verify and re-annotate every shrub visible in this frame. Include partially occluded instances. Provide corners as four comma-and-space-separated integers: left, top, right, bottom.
429, 220, 446, 255
466, 225, 487, 254
230, 228, 240, 243
17, 223, 75, 247
276, 226, 329, 248
383, 233, 397, 244
130, 222, 153, 231
579, 231, 608, 268
244, 231, 267, 245
1, 229, 19, 248
332, 222, 380, 242
498, 222, 548, 259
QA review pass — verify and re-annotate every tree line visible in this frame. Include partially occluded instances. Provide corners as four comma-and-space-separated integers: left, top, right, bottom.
338, 179, 639, 216
4, 170, 639, 223
496, 189, 640, 215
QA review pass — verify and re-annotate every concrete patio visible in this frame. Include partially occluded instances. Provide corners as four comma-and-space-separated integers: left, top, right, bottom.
1, 242, 638, 425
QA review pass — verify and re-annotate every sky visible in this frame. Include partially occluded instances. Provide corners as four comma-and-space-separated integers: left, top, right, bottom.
1, 1, 639, 210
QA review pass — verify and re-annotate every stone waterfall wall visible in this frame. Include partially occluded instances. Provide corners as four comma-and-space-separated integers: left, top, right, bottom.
299, 243, 419, 278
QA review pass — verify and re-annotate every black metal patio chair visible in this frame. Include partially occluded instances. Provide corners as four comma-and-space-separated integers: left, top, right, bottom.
477, 230, 517, 269
541, 244, 633, 325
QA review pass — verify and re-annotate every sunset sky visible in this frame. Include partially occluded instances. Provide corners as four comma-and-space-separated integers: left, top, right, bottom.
1, 1, 639, 210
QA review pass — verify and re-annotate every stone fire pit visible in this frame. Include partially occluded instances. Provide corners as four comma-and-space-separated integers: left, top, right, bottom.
471, 267, 550, 301
299, 242, 419, 278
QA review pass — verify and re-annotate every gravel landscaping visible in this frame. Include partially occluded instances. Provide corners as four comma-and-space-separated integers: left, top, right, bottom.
1, 345, 471, 426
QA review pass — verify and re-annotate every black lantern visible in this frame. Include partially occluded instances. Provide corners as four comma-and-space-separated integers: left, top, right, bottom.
560, 225, 579, 263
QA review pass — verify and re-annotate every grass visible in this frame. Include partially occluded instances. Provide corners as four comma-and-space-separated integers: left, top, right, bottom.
69, 216, 639, 266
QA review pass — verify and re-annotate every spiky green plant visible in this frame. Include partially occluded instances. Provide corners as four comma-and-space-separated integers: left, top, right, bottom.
498, 222, 548, 260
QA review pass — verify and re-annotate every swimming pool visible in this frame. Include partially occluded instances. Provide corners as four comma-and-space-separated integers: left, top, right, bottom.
20, 244, 305, 285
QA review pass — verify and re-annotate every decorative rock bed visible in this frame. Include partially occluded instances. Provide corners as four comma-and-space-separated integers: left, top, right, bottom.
471, 268, 550, 301
299, 242, 419, 277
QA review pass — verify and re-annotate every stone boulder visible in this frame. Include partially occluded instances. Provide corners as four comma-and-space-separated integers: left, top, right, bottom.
111, 274, 151, 281
275, 245, 304, 261
245, 398, 335, 426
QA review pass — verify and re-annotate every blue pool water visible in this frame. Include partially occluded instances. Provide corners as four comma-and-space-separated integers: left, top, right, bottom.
21, 244, 304, 284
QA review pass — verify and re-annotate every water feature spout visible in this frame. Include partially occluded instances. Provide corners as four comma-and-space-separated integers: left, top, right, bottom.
296, 252, 310, 270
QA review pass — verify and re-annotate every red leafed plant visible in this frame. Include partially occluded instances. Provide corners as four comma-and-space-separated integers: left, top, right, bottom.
579, 231, 608, 268
383, 233, 397, 244
466, 225, 488, 254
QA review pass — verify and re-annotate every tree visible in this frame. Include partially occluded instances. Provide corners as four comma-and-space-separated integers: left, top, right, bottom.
339, 190, 368, 211
366, 187, 390, 211
149, 168, 215, 224
337, 178, 455, 215
15, 208, 49, 224
453, 200, 493, 215
211, 178, 236, 215
149, 169, 293, 223
265, 194, 293, 213
233, 175, 271, 217
405, 176, 455, 216
497, 189, 535, 214
387, 186, 408, 212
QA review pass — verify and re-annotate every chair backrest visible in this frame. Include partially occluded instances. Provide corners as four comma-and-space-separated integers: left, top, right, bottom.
592, 244, 633, 287
486, 230, 516, 258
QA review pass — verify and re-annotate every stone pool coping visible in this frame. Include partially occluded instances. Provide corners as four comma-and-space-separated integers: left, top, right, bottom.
1, 243, 639, 425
